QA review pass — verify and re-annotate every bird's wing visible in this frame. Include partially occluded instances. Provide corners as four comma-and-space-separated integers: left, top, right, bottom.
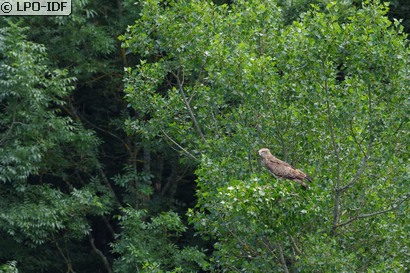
267, 156, 294, 169
266, 156, 307, 181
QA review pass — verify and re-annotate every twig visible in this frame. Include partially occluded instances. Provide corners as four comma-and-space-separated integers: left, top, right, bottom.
275, 241, 289, 273
171, 69, 206, 143
270, 106, 287, 159
322, 80, 342, 235
52, 233, 75, 273
161, 130, 198, 160
259, 236, 278, 259
67, 97, 132, 155
349, 119, 365, 156
338, 155, 368, 193
334, 194, 409, 230
289, 235, 302, 256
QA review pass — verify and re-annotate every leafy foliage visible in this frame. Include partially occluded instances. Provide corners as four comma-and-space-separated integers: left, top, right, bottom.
0, 20, 99, 184
112, 208, 208, 273
0, 21, 111, 272
0, 261, 18, 273
1, 0, 409, 272
122, 0, 409, 271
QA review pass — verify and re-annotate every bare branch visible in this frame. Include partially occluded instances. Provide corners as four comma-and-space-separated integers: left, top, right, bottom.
52, 233, 75, 273
349, 119, 366, 156
225, 225, 260, 259
171, 70, 206, 143
332, 84, 378, 231
258, 237, 278, 259
67, 97, 132, 155
97, 166, 123, 208
289, 235, 302, 256
334, 194, 409, 230
275, 241, 290, 273
101, 216, 116, 239
88, 233, 113, 273
322, 80, 342, 234
270, 107, 287, 159
338, 155, 368, 193
161, 129, 198, 160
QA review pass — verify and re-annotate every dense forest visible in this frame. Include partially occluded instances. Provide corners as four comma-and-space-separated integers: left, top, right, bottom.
0, 0, 409, 272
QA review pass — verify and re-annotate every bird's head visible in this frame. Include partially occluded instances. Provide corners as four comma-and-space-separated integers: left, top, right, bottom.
258, 148, 271, 158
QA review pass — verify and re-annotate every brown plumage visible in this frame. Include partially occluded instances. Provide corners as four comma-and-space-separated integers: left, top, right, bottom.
258, 148, 312, 189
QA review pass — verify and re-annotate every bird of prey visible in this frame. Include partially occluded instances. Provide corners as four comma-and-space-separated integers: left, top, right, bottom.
258, 148, 312, 189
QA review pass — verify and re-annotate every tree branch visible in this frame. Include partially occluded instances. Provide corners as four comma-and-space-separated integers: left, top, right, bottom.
334, 194, 409, 230
161, 130, 198, 160
349, 118, 366, 156
333, 85, 375, 232
338, 155, 368, 193
52, 233, 75, 273
289, 235, 302, 256
97, 166, 123, 208
66, 97, 132, 156
171, 70, 206, 143
323, 80, 342, 235
101, 215, 116, 239
88, 233, 113, 273
275, 241, 289, 273
258, 236, 278, 259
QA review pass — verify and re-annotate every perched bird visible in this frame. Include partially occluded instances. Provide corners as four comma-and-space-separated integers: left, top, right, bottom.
258, 148, 312, 189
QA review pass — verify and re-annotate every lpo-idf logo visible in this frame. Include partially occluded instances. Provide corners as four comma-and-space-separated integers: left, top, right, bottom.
0, 0, 71, 15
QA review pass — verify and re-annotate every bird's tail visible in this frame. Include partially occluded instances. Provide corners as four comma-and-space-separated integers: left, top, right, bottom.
300, 175, 312, 189
300, 181, 309, 190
